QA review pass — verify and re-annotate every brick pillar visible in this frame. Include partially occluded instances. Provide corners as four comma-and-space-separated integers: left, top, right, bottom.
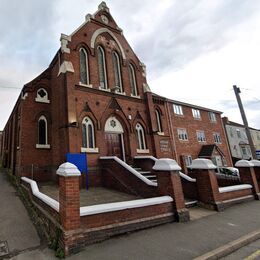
251, 160, 260, 190
188, 159, 223, 211
57, 162, 81, 230
235, 160, 260, 200
153, 158, 190, 222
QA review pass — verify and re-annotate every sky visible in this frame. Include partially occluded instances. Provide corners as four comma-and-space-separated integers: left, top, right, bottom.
0, 0, 260, 129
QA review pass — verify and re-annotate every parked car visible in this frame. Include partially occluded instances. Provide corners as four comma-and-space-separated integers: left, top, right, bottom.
217, 167, 239, 177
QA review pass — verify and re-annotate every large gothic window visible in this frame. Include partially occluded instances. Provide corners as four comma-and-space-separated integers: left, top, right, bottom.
112, 51, 123, 93
136, 123, 146, 150
79, 48, 89, 85
97, 46, 107, 89
129, 64, 138, 96
82, 117, 95, 149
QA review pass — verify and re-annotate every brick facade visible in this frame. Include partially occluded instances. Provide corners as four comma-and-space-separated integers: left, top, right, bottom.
0, 2, 232, 184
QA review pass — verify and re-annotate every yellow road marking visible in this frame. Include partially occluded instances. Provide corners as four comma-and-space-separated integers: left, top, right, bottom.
245, 249, 260, 260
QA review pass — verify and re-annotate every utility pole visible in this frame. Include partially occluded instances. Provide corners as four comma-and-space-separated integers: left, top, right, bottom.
233, 85, 256, 159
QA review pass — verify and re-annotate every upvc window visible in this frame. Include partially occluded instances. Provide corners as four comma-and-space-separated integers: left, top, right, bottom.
82, 117, 95, 149
209, 112, 216, 122
155, 109, 163, 133
173, 104, 183, 115
213, 133, 221, 144
196, 130, 206, 142
192, 109, 201, 119
36, 115, 50, 149
177, 128, 188, 141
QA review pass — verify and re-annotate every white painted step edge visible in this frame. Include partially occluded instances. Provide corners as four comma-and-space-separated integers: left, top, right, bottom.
219, 184, 252, 193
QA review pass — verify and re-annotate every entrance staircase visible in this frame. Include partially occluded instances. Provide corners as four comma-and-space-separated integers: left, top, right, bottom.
129, 165, 158, 185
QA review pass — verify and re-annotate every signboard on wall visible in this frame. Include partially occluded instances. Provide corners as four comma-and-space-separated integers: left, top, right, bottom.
66, 153, 88, 173
160, 140, 171, 152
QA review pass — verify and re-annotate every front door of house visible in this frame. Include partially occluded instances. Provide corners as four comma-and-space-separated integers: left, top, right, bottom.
105, 133, 123, 159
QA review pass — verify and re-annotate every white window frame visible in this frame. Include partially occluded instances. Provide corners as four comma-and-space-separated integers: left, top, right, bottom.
173, 104, 183, 115
129, 64, 138, 97
177, 128, 188, 141
196, 130, 206, 142
35, 88, 50, 103
97, 46, 108, 90
236, 129, 241, 138
36, 115, 50, 149
136, 123, 149, 153
183, 155, 192, 167
81, 117, 99, 153
209, 112, 217, 122
112, 51, 123, 94
213, 132, 222, 144
192, 109, 201, 119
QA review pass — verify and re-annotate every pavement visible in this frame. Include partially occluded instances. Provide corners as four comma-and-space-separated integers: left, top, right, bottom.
0, 171, 40, 258
0, 170, 260, 259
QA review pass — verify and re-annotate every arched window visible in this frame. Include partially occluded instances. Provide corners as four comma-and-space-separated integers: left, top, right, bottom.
155, 109, 163, 133
112, 51, 123, 93
35, 88, 50, 103
82, 117, 95, 149
136, 123, 146, 150
97, 46, 107, 89
129, 64, 138, 96
38, 116, 48, 145
79, 48, 89, 85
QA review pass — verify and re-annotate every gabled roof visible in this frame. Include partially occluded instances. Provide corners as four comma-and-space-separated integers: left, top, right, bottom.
198, 144, 225, 157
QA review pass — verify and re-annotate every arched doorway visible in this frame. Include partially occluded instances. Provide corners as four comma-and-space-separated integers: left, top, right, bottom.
104, 116, 125, 161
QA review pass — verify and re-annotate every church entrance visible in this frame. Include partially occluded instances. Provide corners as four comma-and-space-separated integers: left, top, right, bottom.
104, 116, 126, 161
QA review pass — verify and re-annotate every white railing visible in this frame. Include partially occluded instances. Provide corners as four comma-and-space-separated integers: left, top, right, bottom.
179, 172, 196, 182
100, 156, 157, 186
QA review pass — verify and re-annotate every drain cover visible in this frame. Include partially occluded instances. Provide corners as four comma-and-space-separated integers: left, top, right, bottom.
0, 241, 9, 257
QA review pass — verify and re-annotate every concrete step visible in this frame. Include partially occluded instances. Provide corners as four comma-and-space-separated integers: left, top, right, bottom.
185, 199, 198, 208
138, 171, 151, 174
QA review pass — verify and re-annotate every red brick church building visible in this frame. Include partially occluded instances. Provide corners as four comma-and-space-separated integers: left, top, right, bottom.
0, 2, 232, 183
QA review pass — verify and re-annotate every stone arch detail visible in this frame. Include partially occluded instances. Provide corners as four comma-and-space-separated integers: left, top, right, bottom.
90, 28, 126, 60
105, 116, 124, 133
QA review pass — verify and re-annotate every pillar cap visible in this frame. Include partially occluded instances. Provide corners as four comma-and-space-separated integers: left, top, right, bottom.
56, 162, 81, 177
188, 158, 217, 170
250, 159, 260, 167
152, 158, 181, 171
235, 160, 254, 168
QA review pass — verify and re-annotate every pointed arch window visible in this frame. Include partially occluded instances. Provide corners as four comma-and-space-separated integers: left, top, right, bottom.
112, 51, 123, 93
36, 116, 50, 149
155, 109, 163, 133
97, 46, 107, 89
129, 64, 138, 96
79, 48, 89, 85
136, 123, 148, 152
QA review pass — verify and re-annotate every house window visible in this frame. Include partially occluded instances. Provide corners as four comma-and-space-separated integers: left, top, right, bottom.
192, 109, 201, 119
136, 123, 146, 150
213, 133, 221, 144
35, 88, 50, 103
230, 128, 234, 137
79, 48, 89, 85
129, 64, 138, 96
112, 51, 123, 93
173, 104, 183, 115
209, 112, 216, 122
97, 46, 107, 89
183, 155, 192, 167
36, 116, 50, 149
241, 146, 248, 156
155, 109, 163, 133
236, 129, 241, 138
82, 117, 95, 149
196, 130, 206, 142
177, 128, 188, 141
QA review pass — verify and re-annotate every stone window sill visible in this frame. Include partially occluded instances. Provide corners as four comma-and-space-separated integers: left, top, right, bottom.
79, 82, 93, 88
157, 132, 165, 136
99, 86, 111, 92
131, 94, 141, 99
36, 144, 51, 149
35, 98, 50, 104
137, 149, 150, 154
81, 147, 99, 153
